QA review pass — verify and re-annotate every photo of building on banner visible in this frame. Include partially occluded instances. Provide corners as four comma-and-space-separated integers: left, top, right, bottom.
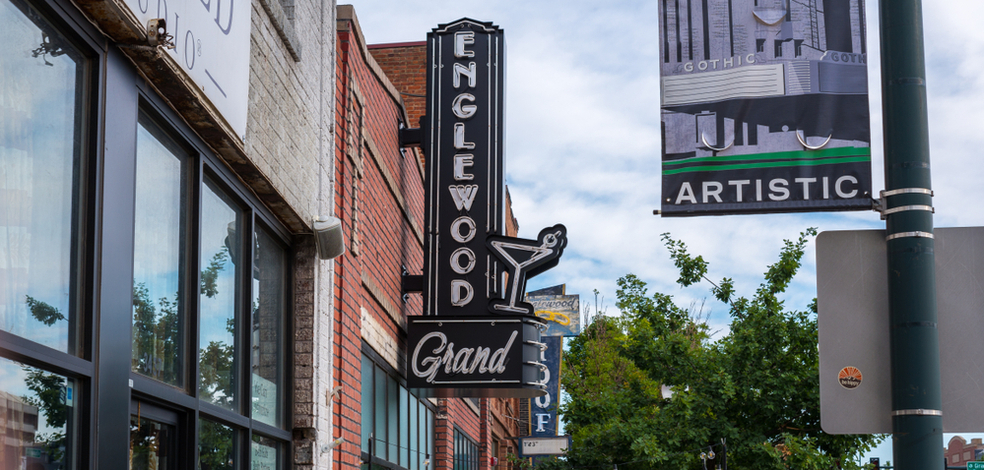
658, 0, 872, 216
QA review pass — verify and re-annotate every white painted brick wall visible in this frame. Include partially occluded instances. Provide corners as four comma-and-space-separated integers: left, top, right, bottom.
247, 1, 337, 469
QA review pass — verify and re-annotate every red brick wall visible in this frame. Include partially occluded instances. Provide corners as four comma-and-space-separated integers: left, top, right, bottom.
335, 14, 426, 470
369, 42, 427, 128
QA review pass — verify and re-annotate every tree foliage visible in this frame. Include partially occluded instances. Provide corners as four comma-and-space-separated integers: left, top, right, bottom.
560, 229, 879, 470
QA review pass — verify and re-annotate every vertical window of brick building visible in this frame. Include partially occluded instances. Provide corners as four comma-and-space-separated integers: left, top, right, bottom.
453, 429, 479, 470
361, 353, 435, 470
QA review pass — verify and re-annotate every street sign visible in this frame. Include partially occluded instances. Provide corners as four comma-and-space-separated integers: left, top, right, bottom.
519, 436, 571, 456
967, 462, 983, 470
817, 227, 984, 433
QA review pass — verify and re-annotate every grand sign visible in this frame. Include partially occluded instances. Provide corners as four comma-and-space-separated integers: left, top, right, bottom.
658, 0, 871, 215
410, 18, 568, 397
122, 0, 250, 139
407, 316, 548, 398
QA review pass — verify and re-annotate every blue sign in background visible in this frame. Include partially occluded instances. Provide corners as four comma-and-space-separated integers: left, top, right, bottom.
529, 336, 563, 463
530, 336, 562, 436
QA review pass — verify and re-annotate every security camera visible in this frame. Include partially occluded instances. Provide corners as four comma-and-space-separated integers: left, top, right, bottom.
313, 217, 345, 260
146, 19, 174, 49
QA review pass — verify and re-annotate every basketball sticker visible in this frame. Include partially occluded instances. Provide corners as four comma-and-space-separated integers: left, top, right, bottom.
838, 366, 863, 389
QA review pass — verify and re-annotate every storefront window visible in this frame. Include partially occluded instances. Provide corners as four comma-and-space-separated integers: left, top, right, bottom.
198, 178, 242, 411
131, 106, 290, 470
132, 114, 189, 387
251, 434, 281, 470
0, 0, 87, 355
251, 225, 286, 428
199, 418, 235, 470
0, 356, 77, 469
130, 412, 176, 470
361, 353, 434, 469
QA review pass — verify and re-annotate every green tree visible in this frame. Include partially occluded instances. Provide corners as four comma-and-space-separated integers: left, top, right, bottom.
560, 229, 880, 470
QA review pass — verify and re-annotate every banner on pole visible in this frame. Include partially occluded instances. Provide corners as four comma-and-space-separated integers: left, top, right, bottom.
658, 0, 872, 216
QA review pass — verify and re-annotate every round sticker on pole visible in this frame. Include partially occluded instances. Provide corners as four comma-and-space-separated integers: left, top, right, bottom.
838, 366, 863, 389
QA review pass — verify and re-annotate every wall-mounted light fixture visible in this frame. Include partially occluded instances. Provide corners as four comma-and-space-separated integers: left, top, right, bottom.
313, 216, 345, 259
321, 436, 345, 454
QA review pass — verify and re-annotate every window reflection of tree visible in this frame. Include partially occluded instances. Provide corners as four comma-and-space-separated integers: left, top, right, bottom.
132, 284, 181, 383
20, 366, 69, 465
16, 295, 71, 465
199, 420, 234, 470
198, 245, 234, 408
130, 245, 234, 394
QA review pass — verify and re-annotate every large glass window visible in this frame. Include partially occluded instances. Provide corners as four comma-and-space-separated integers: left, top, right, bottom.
129, 405, 177, 470
132, 114, 189, 387
251, 225, 287, 428
453, 429, 479, 470
0, 356, 78, 469
198, 178, 242, 411
251, 434, 282, 470
130, 109, 291, 469
361, 353, 434, 470
199, 418, 235, 470
0, 0, 88, 355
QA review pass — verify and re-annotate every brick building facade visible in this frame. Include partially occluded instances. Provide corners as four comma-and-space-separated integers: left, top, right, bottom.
1, 0, 534, 468
1, 0, 340, 467
946, 436, 984, 467
334, 12, 524, 470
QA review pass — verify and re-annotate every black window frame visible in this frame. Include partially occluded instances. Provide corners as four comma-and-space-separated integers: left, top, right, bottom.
453, 427, 480, 470
361, 343, 436, 470
128, 90, 295, 469
0, 0, 103, 467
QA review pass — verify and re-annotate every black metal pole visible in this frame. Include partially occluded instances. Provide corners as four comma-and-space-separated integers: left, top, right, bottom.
878, 1, 943, 470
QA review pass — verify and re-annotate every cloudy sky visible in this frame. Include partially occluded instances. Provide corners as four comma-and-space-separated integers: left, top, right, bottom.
341, 0, 983, 460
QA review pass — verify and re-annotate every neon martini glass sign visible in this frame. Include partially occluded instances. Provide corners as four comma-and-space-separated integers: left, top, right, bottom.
487, 225, 567, 315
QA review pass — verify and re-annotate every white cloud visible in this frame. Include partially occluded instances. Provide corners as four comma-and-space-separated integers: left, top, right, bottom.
343, 0, 984, 332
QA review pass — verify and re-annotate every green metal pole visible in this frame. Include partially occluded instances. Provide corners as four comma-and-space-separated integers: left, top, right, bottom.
878, 0, 943, 469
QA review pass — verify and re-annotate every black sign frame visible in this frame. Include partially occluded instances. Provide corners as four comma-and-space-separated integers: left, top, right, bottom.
411, 18, 567, 398
407, 315, 548, 398
423, 18, 505, 316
